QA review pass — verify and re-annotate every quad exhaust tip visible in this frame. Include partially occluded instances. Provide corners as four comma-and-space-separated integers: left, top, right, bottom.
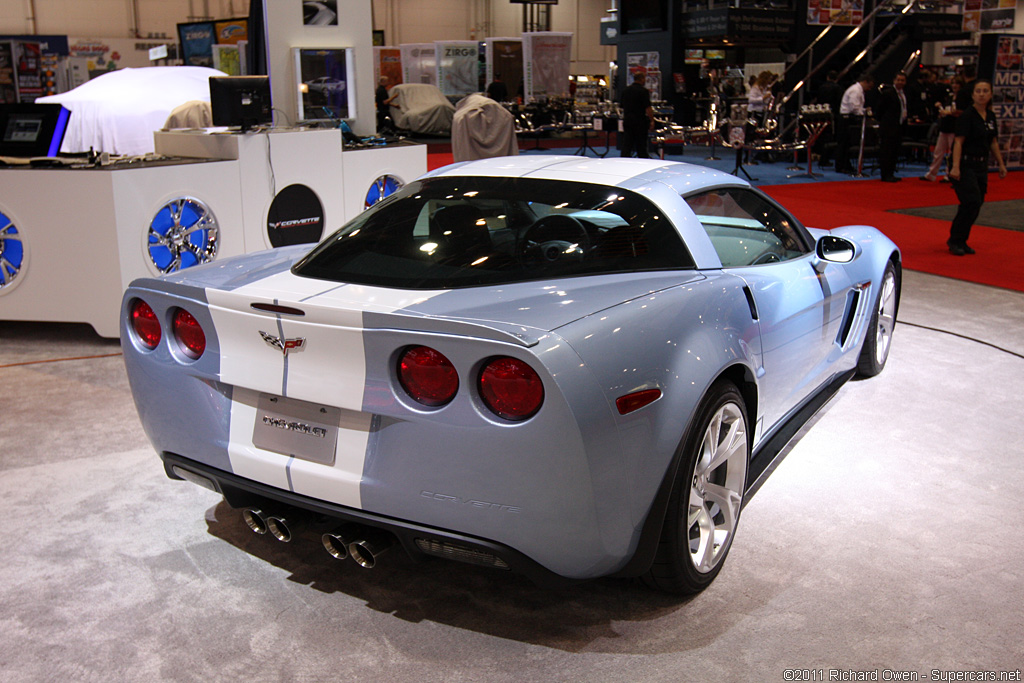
242, 507, 305, 542
347, 532, 394, 569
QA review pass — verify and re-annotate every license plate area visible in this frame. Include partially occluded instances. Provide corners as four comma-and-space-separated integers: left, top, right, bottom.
252, 394, 341, 465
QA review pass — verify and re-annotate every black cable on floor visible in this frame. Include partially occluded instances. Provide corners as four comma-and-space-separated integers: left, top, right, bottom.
898, 320, 1024, 360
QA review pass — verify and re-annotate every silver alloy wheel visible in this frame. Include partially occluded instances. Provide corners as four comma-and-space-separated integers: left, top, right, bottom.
874, 268, 897, 367
688, 401, 747, 574
147, 197, 219, 274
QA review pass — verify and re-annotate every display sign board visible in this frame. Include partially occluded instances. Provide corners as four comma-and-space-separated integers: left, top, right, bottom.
980, 33, 1024, 170
485, 38, 523, 102
374, 47, 402, 87
963, 0, 1016, 32
400, 44, 437, 86
685, 9, 795, 41
436, 41, 480, 98
523, 32, 572, 101
266, 184, 325, 247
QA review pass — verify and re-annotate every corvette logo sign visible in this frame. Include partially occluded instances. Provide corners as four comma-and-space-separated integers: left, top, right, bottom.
259, 331, 306, 356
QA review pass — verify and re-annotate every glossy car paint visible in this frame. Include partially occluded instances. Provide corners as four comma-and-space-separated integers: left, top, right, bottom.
122, 157, 899, 580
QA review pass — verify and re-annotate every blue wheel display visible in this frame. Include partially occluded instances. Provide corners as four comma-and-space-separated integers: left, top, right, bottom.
147, 197, 219, 274
0, 210, 24, 292
364, 175, 403, 210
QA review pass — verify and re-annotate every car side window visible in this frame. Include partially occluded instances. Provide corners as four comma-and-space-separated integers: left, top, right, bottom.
685, 188, 810, 267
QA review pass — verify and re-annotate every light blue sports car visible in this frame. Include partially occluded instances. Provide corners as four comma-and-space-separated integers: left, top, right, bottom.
121, 156, 900, 594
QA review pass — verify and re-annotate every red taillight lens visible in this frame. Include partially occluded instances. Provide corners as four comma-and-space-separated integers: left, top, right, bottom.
130, 299, 161, 350
479, 357, 544, 421
398, 346, 459, 407
172, 308, 206, 359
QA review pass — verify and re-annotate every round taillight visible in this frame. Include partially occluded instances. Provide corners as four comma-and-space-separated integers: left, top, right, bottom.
130, 299, 161, 350
172, 308, 206, 359
479, 357, 544, 421
398, 346, 459, 407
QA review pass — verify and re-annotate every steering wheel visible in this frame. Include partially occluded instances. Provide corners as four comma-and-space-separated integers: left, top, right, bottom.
519, 214, 591, 266
751, 251, 782, 265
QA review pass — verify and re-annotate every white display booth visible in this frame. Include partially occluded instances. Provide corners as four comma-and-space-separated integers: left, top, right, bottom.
0, 129, 425, 337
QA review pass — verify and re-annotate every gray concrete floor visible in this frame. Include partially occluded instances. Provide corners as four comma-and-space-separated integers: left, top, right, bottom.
1, 269, 1022, 682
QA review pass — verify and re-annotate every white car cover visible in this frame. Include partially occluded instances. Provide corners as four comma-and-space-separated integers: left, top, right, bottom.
387, 83, 456, 135
37, 66, 224, 156
451, 93, 519, 162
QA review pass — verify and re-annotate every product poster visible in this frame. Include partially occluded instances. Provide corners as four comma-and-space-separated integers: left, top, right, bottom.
213, 19, 248, 45
0, 42, 15, 104
985, 34, 1024, 169
14, 41, 42, 103
806, 0, 863, 26
963, 0, 1016, 32
400, 44, 437, 85
485, 38, 523, 103
436, 41, 479, 98
374, 47, 402, 87
177, 21, 216, 67
212, 44, 243, 76
302, 1, 338, 26
627, 51, 662, 101
523, 32, 572, 101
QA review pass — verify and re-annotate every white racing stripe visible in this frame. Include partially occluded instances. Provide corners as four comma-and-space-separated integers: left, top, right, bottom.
211, 272, 447, 509
228, 388, 370, 508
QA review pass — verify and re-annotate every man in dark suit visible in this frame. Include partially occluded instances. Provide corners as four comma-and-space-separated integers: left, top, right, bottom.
875, 72, 908, 182
619, 72, 653, 158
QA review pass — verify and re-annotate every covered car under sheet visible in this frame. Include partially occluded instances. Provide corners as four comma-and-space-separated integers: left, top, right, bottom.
37, 66, 224, 156
387, 83, 456, 135
451, 93, 519, 161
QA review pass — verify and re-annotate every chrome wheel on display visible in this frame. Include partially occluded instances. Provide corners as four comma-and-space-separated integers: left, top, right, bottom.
0, 211, 24, 292
364, 175, 403, 210
688, 401, 747, 575
147, 197, 219, 274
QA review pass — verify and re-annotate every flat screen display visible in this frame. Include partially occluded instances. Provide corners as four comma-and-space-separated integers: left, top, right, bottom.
294, 47, 355, 121
209, 75, 272, 131
0, 104, 70, 157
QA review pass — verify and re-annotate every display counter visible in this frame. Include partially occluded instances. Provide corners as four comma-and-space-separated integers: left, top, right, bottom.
0, 128, 426, 337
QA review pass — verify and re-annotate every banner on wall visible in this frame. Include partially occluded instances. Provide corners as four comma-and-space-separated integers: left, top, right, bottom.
980, 33, 1024, 169
627, 51, 661, 102
178, 21, 216, 67
523, 32, 572, 101
806, 0, 863, 26
485, 38, 523, 102
374, 47, 402, 86
436, 41, 479, 98
963, 0, 1016, 32
400, 44, 437, 85
0, 43, 15, 104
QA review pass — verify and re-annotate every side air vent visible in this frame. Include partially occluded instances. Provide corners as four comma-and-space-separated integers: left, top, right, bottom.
837, 289, 862, 348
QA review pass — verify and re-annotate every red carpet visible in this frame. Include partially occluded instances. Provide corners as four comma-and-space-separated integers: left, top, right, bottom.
761, 173, 1024, 292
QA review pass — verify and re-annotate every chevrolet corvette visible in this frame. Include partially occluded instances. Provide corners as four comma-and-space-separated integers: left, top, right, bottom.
121, 156, 899, 593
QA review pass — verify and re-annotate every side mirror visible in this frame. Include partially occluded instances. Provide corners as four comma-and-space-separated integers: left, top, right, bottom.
815, 235, 857, 269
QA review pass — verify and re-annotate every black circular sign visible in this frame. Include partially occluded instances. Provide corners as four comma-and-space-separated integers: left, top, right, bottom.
266, 184, 325, 248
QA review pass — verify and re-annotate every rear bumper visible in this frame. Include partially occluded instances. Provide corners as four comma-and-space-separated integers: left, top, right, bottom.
162, 451, 579, 588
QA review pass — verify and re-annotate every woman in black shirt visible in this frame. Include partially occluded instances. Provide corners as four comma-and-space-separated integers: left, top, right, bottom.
947, 79, 1008, 256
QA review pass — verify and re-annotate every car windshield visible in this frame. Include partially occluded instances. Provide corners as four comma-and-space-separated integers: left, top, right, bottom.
293, 176, 695, 289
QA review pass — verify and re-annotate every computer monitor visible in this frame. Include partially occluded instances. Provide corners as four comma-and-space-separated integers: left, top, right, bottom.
0, 103, 71, 157
209, 75, 272, 132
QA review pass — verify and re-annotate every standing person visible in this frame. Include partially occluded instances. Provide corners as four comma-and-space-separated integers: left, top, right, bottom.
745, 71, 774, 164
485, 73, 508, 102
946, 79, 1008, 256
375, 76, 396, 132
835, 73, 874, 174
619, 72, 653, 158
875, 72, 909, 182
922, 76, 963, 182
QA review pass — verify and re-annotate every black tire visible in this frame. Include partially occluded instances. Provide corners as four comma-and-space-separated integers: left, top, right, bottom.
856, 260, 899, 378
642, 381, 750, 594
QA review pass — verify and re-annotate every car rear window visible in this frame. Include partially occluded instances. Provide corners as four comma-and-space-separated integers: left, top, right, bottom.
293, 176, 695, 289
